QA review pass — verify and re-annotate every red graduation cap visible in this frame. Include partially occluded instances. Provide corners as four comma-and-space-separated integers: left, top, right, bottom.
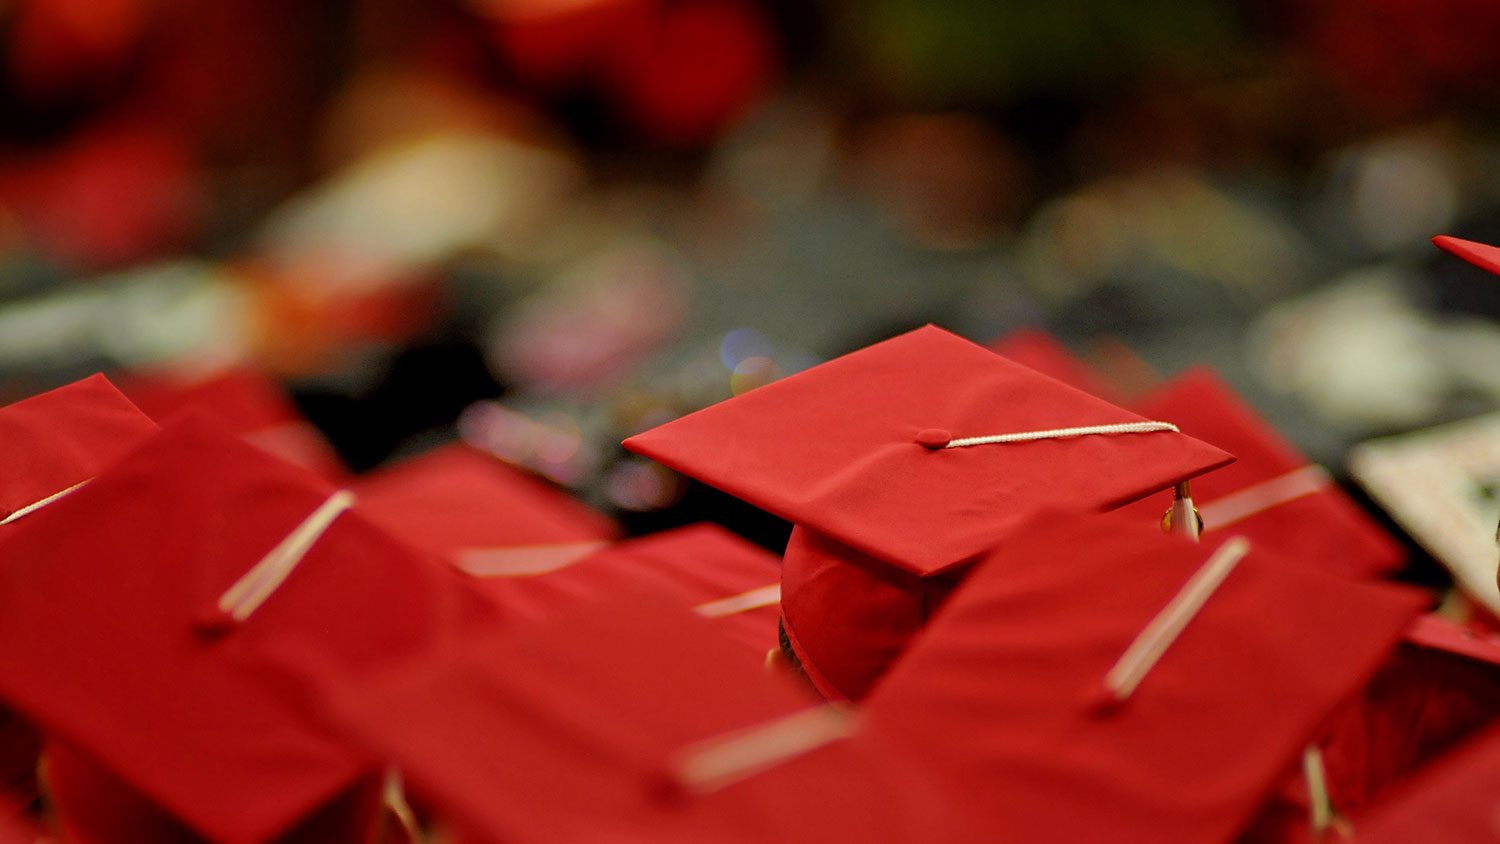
1349, 721, 1500, 843
625, 325, 1233, 699
0, 416, 496, 844
120, 367, 348, 481
862, 511, 1426, 843
321, 591, 972, 844
1118, 368, 1405, 579
989, 328, 1123, 402
352, 443, 618, 576
471, 523, 781, 654
1433, 234, 1500, 276
0, 373, 157, 524
0, 373, 156, 804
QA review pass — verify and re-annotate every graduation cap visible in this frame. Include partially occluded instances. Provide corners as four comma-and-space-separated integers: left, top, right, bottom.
1433, 234, 1500, 276
1117, 368, 1405, 579
0, 416, 496, 844
471, 523, 782, 655
0, 373, 156, 525
320, 590, 973, 844
1349, 721, 1500, 843
0, 373, 156, 804
624, 325, 1233, 699
120, 367, 348, 481
352, 443, 618, 577
861, 510, 1426, 843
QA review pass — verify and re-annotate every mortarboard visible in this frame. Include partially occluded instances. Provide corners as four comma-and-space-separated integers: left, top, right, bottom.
352, 443, 618, 577
1348, 720, 1500, 843
470, 523, 782, 655
320, 591, 973, 844
1118, 368, 1405, 579
861, 511, 1426, 843
0, 416, 496, 844
1433, 233, 1500, 276
625, 325, 1233, 699
0, 373, 157, 805
120, 367, 348, 481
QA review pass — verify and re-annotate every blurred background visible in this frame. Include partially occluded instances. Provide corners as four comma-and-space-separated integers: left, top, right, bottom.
3, 0, 1500, 554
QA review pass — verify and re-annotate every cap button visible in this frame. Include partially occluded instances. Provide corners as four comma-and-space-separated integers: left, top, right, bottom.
192, 607, 238, 640
915, 428, 952, 449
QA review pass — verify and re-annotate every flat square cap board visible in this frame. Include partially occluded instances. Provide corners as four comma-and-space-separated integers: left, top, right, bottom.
625, 325, 1234, 577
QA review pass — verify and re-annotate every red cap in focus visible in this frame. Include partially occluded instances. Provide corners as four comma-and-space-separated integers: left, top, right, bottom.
625, 325, 1233, 700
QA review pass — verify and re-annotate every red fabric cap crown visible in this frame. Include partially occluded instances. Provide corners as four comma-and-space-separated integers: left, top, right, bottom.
353, 443, 617, 574
120, 367, 347, 481
863, 511, 1426, 843
472, 523, 781, 655
0, 373, 157, 521
1433, 234, 1500, 276
778, 527, 961, 701
624, 325, 1233, 577
0, 417, 495, 844
1119, 368, 1405, 579
321, 591, 971, 843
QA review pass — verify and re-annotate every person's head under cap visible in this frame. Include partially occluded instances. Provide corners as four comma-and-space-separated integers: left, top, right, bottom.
625, 325, 1233, 700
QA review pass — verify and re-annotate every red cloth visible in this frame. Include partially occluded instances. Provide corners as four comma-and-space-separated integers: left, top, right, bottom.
0, 417, 496, 844
1119, 368, 1404, 579
864, 511, 1425, 843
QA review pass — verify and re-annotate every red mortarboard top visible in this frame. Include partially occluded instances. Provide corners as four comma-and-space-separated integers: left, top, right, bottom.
322, 591, 972, 844
0, 416, 496, 844
625, 324, 1232, 700
1350, 721, 1500, 844
120, 367, 348, 481
0, 373, 156, 523
352, 443, 618, 576
471, 523, 781, 654
1433, 234, 1500, 276
1118, 368, 1405, 579
989, 328, 1123, 403
862, 510, 1427, 844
